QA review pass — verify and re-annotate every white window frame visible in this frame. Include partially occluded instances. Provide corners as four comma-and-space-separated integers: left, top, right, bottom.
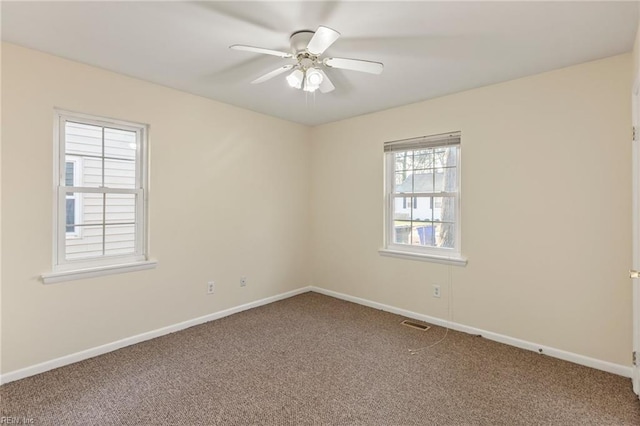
379, 131, 467, 266
42, 109, 156, 284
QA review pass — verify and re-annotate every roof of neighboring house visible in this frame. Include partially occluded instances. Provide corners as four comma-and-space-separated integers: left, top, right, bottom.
396, 172, 444, 193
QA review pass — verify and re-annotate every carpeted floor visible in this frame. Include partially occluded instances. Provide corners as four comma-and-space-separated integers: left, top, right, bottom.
1, 292, 639, 425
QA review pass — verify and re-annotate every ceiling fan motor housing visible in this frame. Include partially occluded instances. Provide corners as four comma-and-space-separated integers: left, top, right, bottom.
290, 30, 315, 55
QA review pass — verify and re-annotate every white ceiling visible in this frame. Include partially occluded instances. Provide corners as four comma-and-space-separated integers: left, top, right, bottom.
2, 1, 638, 126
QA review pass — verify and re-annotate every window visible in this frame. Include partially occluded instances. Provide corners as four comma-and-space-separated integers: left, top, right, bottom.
381, 131, 466, 265
43, 110, 155, 283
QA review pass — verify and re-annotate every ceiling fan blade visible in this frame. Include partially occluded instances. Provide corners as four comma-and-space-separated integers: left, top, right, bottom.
230, 45, 293, 58
324, 57, 384, 75
251, 65, 294, 84
318, 70, 335, 94
306, 26, 340, 56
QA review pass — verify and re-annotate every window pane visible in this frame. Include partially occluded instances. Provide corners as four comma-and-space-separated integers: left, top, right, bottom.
412, 150, 432, 170
433, 147, 457, 168
434, 223, 456, 249
105, 193, 137, 256
105, 193, 136, 225
105, 224, 136, 256
82, 192, 104, 225
393, 197, 411, 221
65, 199, 75, 233
79, 157, 102, 188
66, 121, 102, 188
66, 121, 102, 158
104, 127, 136, 161
393, 221, 412, 245
394, 152, 414, 171
433, 197, 456, 222
412, 170, 433, 193
434, 168, 457, 192
104, 128, 137, 189
412, 222, 435, 246
66, 225, 104, 260
64, 192, 102, 230
394, 172, 412, 193
65, 162, 74, 187
411, 196, 432, 222
104, 159, 136, 189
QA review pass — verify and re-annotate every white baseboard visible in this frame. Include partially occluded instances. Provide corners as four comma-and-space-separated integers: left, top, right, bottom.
0, 286, 312, 385
310, 286, 633, 378
2, 285, 631, 385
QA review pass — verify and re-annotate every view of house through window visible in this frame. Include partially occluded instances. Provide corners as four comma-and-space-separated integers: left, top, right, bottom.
384, 132, 461, 258
55, 111, 147, 269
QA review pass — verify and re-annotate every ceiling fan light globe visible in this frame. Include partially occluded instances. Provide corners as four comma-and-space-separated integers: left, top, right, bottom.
306, 68, 324, 86
286, 69, 304, 89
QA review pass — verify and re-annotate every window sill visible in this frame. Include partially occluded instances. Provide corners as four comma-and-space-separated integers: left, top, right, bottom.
41, 259, 158, 284
378, 249, 467, 266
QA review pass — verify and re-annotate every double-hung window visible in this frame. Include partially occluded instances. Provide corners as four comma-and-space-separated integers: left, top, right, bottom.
43, 110, 155, 283
381, 131, 466, 265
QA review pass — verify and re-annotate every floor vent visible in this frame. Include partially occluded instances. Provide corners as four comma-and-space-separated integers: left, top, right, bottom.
401, 320, 431, 331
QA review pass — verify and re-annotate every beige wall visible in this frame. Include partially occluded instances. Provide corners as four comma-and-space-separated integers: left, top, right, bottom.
0, 41, 633, 375
0, 41, 3, 375
0, 43, 311, 373
633, 8, 640, 81
634, 30, 640, 81
310, 54, 632, 365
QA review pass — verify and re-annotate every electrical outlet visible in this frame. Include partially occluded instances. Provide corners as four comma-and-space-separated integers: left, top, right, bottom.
240, 276, 247, 287
207, 281, 215, 294
432, 284, 441, 298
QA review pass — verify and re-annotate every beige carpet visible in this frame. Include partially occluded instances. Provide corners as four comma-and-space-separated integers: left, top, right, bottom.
1, 292, 639, 425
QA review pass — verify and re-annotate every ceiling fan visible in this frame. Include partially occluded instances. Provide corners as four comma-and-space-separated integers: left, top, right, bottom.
229, 26, 384, 94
